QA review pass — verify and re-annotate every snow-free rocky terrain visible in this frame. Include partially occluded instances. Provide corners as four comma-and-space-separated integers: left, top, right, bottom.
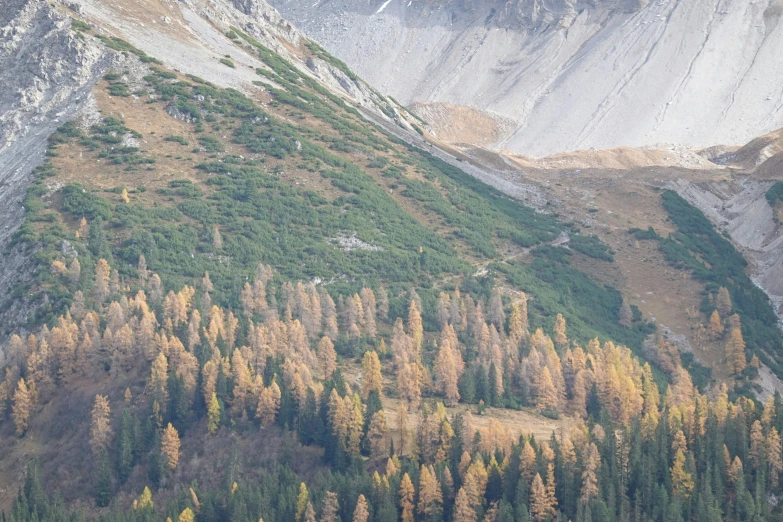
268, 0, 783, 156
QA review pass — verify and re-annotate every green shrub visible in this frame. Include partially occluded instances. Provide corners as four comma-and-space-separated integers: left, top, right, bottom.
70, 19, 91, 32
164, 136, 189, 145
569, 234, 614, 261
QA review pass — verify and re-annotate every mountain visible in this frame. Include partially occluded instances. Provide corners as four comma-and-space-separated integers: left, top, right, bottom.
268, 0, 783, 156
2, 0, 783, 520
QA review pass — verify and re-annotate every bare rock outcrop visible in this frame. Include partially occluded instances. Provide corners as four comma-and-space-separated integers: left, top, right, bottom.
0, 0, 115, 335
268, 0, 783, 156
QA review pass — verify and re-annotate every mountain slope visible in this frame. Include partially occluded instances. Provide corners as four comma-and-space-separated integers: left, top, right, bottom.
268, 0, 783, 156
3, 1, 783, 521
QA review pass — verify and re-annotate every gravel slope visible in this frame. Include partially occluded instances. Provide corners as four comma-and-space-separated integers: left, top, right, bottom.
268, 0, 783, 156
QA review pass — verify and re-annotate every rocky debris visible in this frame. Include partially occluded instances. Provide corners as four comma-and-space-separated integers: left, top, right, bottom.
551, 231, 570, 247
361, 105, 550, 211
331, 233, 384, 252
165, 103, 199, 123
61, 240, 78, 258
756, 364, 783, 402
0, 0, 119, 342
268, 0, 783, 157
668, 178, 783, 331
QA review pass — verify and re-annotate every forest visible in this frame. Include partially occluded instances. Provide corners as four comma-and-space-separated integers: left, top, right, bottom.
1, 252, 776, 522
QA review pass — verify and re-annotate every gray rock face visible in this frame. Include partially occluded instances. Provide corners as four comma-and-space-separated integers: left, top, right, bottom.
0, 0, 113, 330
268, 0, 783, 156
500, 0, 646, 28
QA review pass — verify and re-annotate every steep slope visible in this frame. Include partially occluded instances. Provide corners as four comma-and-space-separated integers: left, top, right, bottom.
4, 1, 783, 520
0, 0, 418, 337
269, 0, 783, 156
0, 0, 115, 326
0, 0, 662, 513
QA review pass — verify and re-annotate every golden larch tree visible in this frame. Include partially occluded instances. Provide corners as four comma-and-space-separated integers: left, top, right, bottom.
94, 259, 111, 304
161, 423, 181, 470
728, 456, 744, 485
452, 487, 477, 522
580, 443, 600, 504
90, 394, 113, 457
670, 449, 694, 498
535, 367, 559, 412
399, 473, 415, 522
296, 482, 309, 521
708, 310, 724, 339
361, 351, 383, 399
133, 486, 154, 511
407, 300, 423, 359
256, 380, 281, 427
231, 349, 253, 420
750, 420, 764, 469
321, 491, 339, 522
726, 327, 747, 375
318, 336, 337, 380
352, 494, 369, 522
12, 378, 32, 436
367, 410, 390, 459
529, 473, 549, 522
396, 361, 422, 411
716, 287, 732, 317
418, 464, 443, 520
149, 352, 169, 407
553, 314, 567, 347
767, 427, 783, 488
434, 341, 462, 406
545, 463, 558, 517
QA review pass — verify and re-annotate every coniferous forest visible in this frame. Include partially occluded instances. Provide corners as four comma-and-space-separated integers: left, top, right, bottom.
2, 18, 783, 522
3, 254, 780, 522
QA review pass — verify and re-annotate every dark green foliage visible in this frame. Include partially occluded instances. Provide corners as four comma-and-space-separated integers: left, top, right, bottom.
70, 18, 91, 32
61, 184, 113, 221
219, 58, 235, 68
198, 135, 223, 152
569, 234, 614, 261
500, 246, 655, 351
108, 82, 131, 97
766, 182, 783, 207
147, 430, 165, 487
116, 408, 136, 483
458, 367, 476, 403
628, 226, 661, 241
681, 352, 712, 392
9, 28, 783, 522
164, 135, 189, 146
659, 190, 783, 375
95, 35, 162, 64
95, 450, 113, 507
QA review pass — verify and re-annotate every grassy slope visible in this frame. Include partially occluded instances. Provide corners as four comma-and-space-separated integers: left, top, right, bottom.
8, 28, 656, 354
